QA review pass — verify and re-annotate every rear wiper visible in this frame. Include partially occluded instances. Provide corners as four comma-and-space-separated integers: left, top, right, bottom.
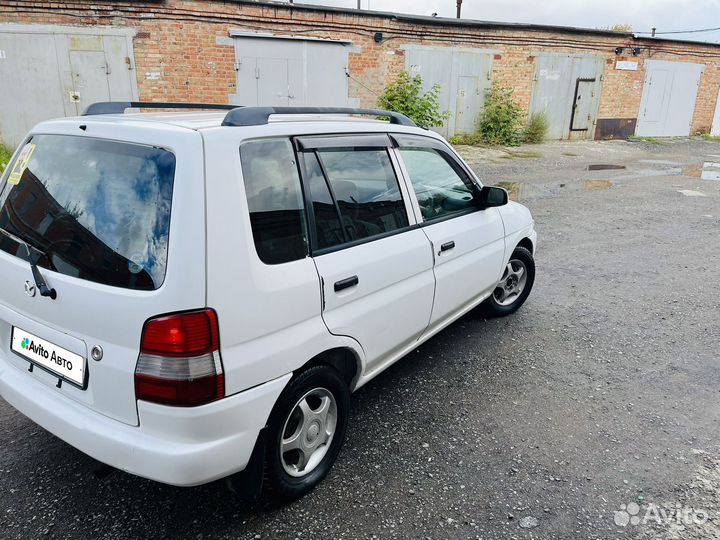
0, 227, 57, 300
29, 256, 57, 300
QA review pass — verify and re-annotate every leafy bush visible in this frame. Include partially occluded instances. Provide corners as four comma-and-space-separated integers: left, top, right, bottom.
0, 144, 12, 175
448, 132, 483, 146
523, 112, 548, 144
476, 85, 524, 146
378, 71, 450, 128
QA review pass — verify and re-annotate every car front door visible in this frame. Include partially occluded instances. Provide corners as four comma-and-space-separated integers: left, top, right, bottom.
392, 134, 506, 333
297, 134, 435, 375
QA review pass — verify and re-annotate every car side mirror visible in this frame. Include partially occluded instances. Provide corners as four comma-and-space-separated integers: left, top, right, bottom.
475, 185, 509, 209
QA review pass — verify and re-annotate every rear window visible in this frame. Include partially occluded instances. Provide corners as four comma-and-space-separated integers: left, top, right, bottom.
0, 135, 176, 290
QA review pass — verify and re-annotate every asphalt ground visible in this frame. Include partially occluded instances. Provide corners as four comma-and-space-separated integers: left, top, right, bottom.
1, 138, 720, 540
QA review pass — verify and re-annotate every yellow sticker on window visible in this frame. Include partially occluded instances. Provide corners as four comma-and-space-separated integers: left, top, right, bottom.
7, 143, 36, 186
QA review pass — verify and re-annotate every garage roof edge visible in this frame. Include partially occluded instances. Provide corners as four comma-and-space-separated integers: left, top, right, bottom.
223, 0, 720, 49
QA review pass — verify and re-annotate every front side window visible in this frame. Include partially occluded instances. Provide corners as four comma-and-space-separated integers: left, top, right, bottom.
240, 138, 308, 264
305, 148, 408, 250
0, 135, 175, 290
399, 147, 477, 221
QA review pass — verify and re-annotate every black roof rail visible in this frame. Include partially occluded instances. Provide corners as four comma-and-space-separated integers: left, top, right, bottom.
82, 102, 238, 115
82, 103, 418, 128
221, 107, 417, 127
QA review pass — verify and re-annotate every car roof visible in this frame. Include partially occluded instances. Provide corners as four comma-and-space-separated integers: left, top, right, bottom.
67, 111, 401, 131
30, 111, 444, 147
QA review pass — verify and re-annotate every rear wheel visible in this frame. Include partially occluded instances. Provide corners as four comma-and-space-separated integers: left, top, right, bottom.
263, 365, 350, 501
480, 246, 535, 317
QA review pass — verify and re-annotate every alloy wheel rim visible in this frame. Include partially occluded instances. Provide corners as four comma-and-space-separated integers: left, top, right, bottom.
280, 387, 337, 477
493, 259, 528, 306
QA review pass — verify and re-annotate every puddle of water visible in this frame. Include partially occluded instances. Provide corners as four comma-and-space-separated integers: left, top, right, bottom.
588, 164, 626, 171
584, 180, 613, 191
496, 181, 521, 201
494, 179, 613, 201
615, 167, 683, 179
678, 189, 707, 197
683, 162, 720, 181
638, 159, 682, 166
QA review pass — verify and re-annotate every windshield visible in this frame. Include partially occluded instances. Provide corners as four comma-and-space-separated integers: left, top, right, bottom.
0, 135, 176, 291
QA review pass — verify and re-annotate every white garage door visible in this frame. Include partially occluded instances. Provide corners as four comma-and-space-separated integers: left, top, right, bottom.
636, 60, 704, 137
403, 45, 494, 137
0, 25, 138, 148
231, 35, 350, 107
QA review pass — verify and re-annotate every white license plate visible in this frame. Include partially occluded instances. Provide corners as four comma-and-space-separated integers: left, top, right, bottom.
11, 327, 87, 388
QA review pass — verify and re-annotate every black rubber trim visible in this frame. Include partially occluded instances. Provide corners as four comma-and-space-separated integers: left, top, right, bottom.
296, 133, 392, 150
226, 427, 266, 502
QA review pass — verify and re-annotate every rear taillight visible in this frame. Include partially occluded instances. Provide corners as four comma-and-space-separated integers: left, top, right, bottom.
135, 309, 225, 407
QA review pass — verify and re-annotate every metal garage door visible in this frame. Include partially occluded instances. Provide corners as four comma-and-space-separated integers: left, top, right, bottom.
0, 25, 138, 148
232, 35, 350, 107
636, 60, 704, 137
404, 45, 494, 137
529, 54, 604, 140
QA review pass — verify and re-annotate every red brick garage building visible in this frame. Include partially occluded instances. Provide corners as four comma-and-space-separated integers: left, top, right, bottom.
1, 0, 720, 145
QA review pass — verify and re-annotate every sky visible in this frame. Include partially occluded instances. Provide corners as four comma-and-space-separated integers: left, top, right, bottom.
287, 0, 720, 43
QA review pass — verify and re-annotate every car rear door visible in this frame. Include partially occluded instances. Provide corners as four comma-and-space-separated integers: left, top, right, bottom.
297, 134, 435, 374
392, 134, 506, 333
0, 123, 206, 425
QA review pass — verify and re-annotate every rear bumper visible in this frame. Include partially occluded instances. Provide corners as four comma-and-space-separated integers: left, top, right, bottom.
0, 361, 290, 486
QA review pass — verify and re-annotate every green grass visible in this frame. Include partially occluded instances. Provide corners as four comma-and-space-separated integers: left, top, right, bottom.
701, 134, 720, 142
449, 133, 484, 146
507, 150, 543, 159
627, 135, 663, 145
0, 144, 12, 175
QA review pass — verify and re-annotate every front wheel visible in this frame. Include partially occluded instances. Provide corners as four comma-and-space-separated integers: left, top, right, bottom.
263, 365, 350, 501
480, 245, 535, 317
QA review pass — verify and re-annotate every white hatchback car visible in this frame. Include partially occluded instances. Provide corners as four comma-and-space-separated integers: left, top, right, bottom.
0, 103, 536, 500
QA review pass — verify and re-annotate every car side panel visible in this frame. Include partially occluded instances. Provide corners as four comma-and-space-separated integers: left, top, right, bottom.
313, 229, 436, 374
420, 209, 506, 330
202, 131, 364, 396
498, 201, 537, 255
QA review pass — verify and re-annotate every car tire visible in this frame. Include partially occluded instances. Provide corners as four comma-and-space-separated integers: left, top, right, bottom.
263, 365, 350, 502
479, 245, 535, 317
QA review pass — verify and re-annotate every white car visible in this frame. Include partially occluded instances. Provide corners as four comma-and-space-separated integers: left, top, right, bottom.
0, 104, 536, 500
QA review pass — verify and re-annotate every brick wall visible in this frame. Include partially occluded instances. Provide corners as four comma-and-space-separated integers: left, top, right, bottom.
1, 0, 720, 136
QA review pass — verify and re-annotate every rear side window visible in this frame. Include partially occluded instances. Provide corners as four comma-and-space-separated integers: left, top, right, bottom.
240, 138, 308, 264
0, 135, 175, 290
304, 148, 409, 250
303, 153, 344, 250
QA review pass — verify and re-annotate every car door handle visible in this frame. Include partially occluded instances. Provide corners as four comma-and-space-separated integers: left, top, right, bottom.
334, 275, 359, 292
440, 241, 456, 253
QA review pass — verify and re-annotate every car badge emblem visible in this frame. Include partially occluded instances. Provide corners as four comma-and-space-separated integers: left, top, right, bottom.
24, 280, 36, 298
